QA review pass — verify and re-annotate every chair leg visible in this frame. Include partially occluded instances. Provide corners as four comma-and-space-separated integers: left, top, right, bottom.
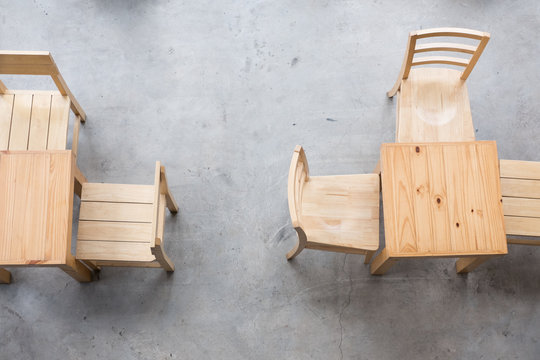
0, 268, 11, 284
152, 238, 174, 272
286, 238, 305, 260
82, 260, 101, 272
364, 251, 375, 265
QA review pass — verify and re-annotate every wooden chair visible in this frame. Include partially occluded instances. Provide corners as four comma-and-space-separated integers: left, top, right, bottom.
76, 162, 178, 271
387, 28, 490, 143
0, 51, 85, 155
500, 160, 540, 246
286, 145, 380, 263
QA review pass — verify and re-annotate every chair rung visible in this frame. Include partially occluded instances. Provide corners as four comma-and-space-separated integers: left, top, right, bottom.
412, 56, 469, 67
415, 42, 476, 54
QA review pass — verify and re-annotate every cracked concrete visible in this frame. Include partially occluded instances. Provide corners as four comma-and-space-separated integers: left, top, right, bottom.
1, 0, 540, 359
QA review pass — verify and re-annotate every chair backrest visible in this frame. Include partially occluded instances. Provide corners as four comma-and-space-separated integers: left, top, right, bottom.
500, 159, 540, 243
288, 145, 309, 228
0, 51, 85, 120
151, 161, 164, 247
388, 28, 490, 96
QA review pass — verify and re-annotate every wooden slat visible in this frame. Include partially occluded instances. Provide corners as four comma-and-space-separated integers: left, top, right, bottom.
51, 74, 86, 121
443, 144, 471, 252
0, 51, 53, 65
415, 42, 476, 54
507, 237, 540, 246
0, 64, 57, 75
412, 56, 469, 67
151, 162, 161, 247
505, 216, 540, 237
45, 152, 71, 262
0, 94, 14, 149
382, 143, 417, 254
3, 90, 60, 95
77, 221, 152, 242
461, 34, 489, 80
77, 241, 155, 262
500, 159, 540, 180
501, 178, 540, 200
80, 202, 154, 223
81, 183, 154, 203
27, 94, 52, 150
8, 94, 33, 150
156, 194, 166, 241
47, 94, 69, 150
503, 197, 540, 218
94, 260, 161, 268
414, 28, 486, 40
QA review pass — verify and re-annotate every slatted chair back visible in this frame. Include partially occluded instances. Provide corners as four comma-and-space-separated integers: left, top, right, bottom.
388, 28, 490, 97
0, 51, 86, 153
500, 160, 540, 245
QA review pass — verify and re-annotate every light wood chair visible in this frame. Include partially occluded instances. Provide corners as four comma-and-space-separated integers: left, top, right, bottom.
500, 160, 540, 246
76, 162, 178, 271
387, 28, 490, 143
286, 145, 380, 263
0, 51, 85, 155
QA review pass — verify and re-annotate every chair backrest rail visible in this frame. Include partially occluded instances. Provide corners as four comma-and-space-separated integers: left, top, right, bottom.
0, 51, 86, 120
388, 28, 490, 97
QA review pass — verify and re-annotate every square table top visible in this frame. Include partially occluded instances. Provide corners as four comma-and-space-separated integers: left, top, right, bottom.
380, 141, 507, 257
0, 151, 74, 265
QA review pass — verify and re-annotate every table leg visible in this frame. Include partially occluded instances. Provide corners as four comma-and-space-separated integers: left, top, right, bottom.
370, 248, 398, 275
0, 268, 11, 284
456, 256, 492, 274
364, 250, 375, 264
60, 255, 92, 282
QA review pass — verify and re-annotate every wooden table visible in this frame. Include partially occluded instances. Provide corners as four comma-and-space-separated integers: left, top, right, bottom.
371, 141, 508, 275
0, 150, 91, 283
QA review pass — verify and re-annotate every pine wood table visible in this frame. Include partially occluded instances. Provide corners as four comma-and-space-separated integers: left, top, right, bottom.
0, 150, 92, 283
371, 141, 508, 275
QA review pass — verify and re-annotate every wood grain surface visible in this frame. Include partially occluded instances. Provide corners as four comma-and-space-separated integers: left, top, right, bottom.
380, 141, 507, 257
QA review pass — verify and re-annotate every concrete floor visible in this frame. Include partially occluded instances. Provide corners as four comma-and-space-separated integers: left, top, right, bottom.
1, 1, 539, 359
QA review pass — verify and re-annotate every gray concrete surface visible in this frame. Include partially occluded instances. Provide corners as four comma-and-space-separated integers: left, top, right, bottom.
1, 1, 539, 359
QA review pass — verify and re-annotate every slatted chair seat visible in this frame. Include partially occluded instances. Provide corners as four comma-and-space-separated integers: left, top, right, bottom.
500, 159, 540, 246
286, 145, 380, 263
387, 28, 490, 143
0, 51, 85, 154
76, 162, 179, 271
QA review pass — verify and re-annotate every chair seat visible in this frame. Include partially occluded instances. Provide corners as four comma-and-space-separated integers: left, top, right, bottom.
76, 183, 157, 262
0, 91, 70, 150
301, 174, 379, 251
397, 68, 475, 143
